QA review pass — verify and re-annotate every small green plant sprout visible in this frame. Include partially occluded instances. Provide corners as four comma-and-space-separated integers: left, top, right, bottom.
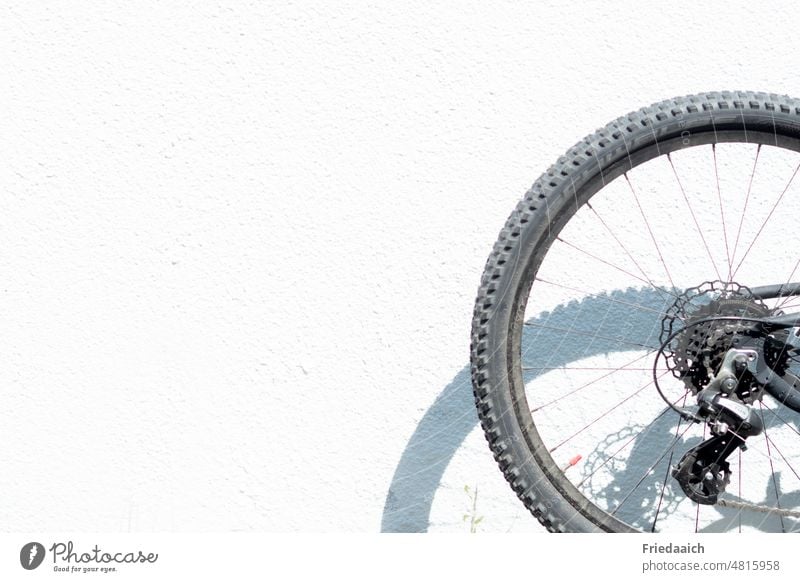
463, 484, 484, 533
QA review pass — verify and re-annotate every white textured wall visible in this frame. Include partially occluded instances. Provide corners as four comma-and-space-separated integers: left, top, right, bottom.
3, 1, 800, 533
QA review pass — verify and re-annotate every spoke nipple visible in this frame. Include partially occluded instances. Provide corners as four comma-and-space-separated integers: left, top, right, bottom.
563, 455, 582, 471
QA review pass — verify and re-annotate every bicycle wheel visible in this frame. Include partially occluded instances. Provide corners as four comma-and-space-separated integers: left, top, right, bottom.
470, 91, 800, 532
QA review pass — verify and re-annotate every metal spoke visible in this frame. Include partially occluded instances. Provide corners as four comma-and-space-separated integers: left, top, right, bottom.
535, 276, 678, 319
762, 432, 800, 486
667, 153, 722, 281
729, 144, 761, 279
556, 236, 679, 298
612, 421, 694, 520
772, 258, 800, 310
762, 402, 800, 438
738, 448, 742, 533
624, 172, 676, 290
651, 391, 691, 532
522, 321, 658, 351
712, 144, 733, 277
523, 366, 652, 371
576, 403, 679, 488
758, 403, 786, 532
732, 159, 800, 280
585, 202, 675, 302
548, 372, 669, 454
529, 352, 656, 412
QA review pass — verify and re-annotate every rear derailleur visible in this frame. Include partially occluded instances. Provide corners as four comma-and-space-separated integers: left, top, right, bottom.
671, 347, 764, 505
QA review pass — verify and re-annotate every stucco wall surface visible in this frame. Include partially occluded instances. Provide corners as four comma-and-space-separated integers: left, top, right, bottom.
3, 1, 800, 532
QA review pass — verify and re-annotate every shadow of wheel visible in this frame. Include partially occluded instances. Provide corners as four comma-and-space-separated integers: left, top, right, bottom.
381, 286, 800, 532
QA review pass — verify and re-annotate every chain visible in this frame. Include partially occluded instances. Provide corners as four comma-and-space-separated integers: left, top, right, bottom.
717, 498, 800, 519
